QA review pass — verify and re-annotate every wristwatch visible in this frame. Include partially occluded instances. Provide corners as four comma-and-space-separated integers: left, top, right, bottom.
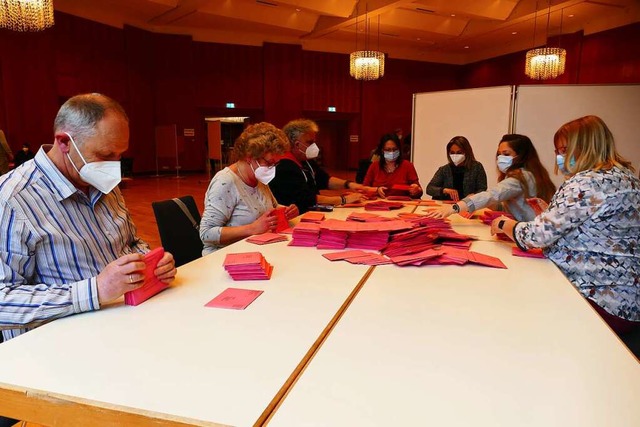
452, 203, 460, 213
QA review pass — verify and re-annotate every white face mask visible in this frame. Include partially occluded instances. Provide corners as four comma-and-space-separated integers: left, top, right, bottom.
496, 155, 513, 173
250, 160, 276, 185
383, 150, 400, 161
299, 142, 319, 159
450, 154, 465, 166
65, 132, 121, 194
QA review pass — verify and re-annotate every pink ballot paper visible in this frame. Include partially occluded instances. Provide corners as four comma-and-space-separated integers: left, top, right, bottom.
124, 247, 169, 306
205, 288, 264, 310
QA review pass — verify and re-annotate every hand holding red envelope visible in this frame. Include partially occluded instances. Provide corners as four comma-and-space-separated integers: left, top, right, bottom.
124, 247, 170, 306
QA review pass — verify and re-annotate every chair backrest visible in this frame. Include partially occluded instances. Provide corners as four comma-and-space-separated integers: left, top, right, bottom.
151, 195, 203, 267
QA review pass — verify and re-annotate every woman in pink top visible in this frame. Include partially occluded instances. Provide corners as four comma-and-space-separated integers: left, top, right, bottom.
363, 134, 423, 198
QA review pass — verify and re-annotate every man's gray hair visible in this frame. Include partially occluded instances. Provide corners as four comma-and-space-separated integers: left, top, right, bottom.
283, 119, 319, 144
54, 93, 128, 144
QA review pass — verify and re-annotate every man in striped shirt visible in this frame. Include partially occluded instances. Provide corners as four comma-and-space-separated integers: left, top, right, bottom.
0, 93, 177, 342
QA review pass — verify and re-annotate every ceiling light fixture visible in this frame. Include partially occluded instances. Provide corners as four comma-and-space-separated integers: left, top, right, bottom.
0, 0, 54, 32
525, 1, 566, 80
349, 2, 385, 81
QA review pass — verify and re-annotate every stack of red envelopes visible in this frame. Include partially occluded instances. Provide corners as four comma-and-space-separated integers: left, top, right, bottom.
290, 222, 321, 246
323, 250, 391, 265
246, 232, 288, 245
318, 229, 348, 249
124, 247, 169, 306
223, 252, 273, 280
364, 200, 404, 211
347, 212, 392, 222
300, 212, 325, 223
347, 231, 389, 250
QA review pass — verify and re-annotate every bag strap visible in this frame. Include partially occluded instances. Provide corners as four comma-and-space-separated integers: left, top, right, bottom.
172, 198, 199, 230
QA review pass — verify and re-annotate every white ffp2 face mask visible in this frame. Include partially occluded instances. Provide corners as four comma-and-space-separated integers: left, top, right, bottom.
496, 155, 513, 173
65, 132, 122, 194
450, 154, 465, 166
301, 142, 319, 159
250, 161, 276, 185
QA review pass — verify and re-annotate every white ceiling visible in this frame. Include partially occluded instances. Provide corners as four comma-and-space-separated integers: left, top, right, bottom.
54, 0, 640, 64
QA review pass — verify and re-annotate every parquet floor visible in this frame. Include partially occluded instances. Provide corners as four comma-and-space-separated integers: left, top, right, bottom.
120, 168, 355, 249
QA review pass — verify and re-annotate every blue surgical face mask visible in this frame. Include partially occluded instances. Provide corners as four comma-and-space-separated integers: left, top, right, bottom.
383, 150, 400, 161
496, 155, 513, 173
557, 154, 575, 174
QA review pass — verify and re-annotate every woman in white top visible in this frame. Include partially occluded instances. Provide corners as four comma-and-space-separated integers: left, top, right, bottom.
200, 122, 298, 255
427, 134, 555, 221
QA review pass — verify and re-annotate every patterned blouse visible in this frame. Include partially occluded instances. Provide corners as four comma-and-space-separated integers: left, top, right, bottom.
514, 167, 640, 321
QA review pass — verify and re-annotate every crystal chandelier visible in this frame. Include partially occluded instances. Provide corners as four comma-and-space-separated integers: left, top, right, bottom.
0, 0, 55, 32
525, 47, 566, 80
524, 1, 566, 80
350, 50, 385, 81
349, 4, 385, 81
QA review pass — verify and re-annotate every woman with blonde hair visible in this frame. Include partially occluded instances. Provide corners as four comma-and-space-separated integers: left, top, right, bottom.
492, 116, 640, 333
428, 134, 555, 221
200, 122, 298, 255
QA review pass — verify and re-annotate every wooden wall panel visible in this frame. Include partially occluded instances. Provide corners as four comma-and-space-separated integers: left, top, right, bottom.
263, 43, 303, 127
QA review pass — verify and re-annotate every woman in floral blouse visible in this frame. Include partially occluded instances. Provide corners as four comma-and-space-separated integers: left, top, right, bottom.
491, 115, 640, 334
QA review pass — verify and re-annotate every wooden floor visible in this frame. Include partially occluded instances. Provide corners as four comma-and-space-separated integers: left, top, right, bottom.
121, 169, 356, 249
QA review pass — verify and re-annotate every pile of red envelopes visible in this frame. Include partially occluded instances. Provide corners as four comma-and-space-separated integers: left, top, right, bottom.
323, 249, 391, 265
246, 232, 288, 245
290, 222, 321, 246
124, 247, 170, 306
223, 252, 273, 280
364, 200, 405, 211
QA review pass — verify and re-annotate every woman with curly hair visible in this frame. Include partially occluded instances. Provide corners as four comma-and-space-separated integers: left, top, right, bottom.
200, 122, 298, 255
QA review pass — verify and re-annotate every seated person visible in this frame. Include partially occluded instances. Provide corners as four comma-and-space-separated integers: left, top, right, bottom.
363, 133, 423, 198
200, 122, 298, 255
426, 136, 487, 201
14, 143, 35, 168
269, 119, 377, 213
427, 134, 555, 221
492, 116, 640, 334
0, 93, 177, 342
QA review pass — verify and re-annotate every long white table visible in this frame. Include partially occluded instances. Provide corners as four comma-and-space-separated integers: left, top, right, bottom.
0, 205, 412, 426
2, 206, 639, 426
268, 217, 640, 426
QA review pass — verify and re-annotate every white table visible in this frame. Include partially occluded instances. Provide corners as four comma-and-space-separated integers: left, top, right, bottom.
0, 237, 372, 426
268, 218, 640, 426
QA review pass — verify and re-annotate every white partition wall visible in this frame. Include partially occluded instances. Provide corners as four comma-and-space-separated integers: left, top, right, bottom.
413, 84, 640, 194
412, 86, 514, 194
514, 84, 640, 188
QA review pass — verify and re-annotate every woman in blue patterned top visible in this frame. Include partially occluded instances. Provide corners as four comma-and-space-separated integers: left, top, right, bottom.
492, 116, 640, 333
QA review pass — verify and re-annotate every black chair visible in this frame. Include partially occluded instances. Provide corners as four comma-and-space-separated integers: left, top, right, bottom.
355, 159, 372, 184
152, 195, 203, 267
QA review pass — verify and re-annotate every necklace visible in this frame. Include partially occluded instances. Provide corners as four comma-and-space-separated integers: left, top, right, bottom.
384, 162, 396, 173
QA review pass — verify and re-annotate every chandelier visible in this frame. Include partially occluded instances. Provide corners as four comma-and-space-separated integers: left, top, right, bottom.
525, 47, 566, 79
524, 1, 566, 80
0, 0, 55, 32
349, 4, 385, 81
350, 50, 385, 81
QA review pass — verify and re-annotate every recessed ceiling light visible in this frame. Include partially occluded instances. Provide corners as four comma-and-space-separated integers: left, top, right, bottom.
296, 8, 301, 12
417, 37, 421, 41
451, 14, 455, 17
464, 46, 469, 49
568, 14, 574, 17
512, 31, 517, 35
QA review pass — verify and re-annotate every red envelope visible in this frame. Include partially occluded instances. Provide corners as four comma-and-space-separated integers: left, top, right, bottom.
124, 247, 169, 306
205, 288, 263, 310
512, 247, 545, 258
271, 207, 289, 232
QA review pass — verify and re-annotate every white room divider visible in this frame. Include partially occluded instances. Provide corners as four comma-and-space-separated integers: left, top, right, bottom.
412, 84, 640, 193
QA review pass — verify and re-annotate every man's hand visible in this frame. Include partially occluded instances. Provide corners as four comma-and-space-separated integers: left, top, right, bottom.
96, 253, 145, 304
154, 251, 177, 284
